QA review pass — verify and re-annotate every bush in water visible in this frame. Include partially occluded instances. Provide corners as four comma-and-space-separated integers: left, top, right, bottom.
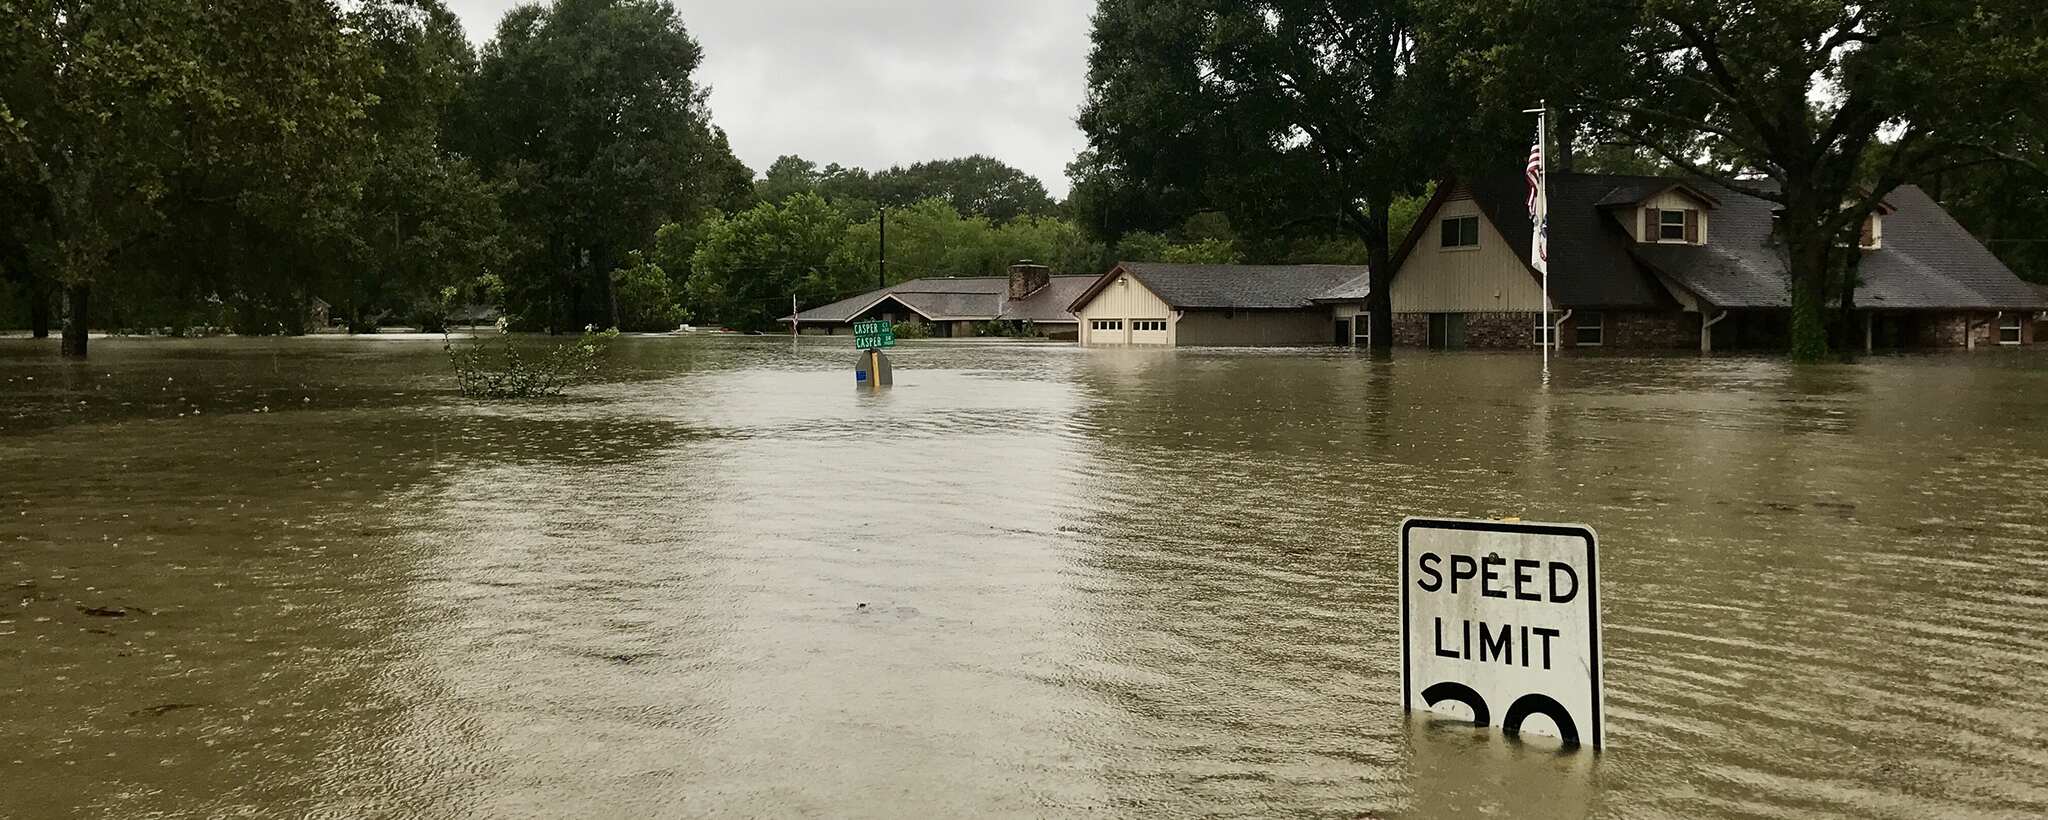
890, 320, 931, 339
446, 329, 619, 399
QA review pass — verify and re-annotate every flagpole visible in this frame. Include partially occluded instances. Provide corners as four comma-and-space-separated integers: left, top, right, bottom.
1540, 102, 1550, 378
1523, 100, 1551, 377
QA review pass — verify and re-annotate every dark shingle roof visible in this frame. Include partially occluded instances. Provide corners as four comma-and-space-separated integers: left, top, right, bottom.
1464, 174, 1678, 308
1078, 262, 1370, 311
1630, 181, 2045, 310
790, 275, 1093, 324
1457, 173, 2043, 311
1000, 276, 1095, 323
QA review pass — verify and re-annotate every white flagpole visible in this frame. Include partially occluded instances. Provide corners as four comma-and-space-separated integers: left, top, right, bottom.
1524, 101, 1551, 377
1540, 104, 1549, 377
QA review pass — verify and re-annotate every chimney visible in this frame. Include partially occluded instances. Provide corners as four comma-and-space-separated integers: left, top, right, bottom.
1008, 260, 1051, 300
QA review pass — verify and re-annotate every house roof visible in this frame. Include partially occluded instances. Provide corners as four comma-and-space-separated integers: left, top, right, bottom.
1631, 181, 2044, 310
790, 275, 1094, 324
1070, 262, 1371, 312
1592, 180, 1721, 209
1423, 172, 2043, 312
1458, 173, 1679, 308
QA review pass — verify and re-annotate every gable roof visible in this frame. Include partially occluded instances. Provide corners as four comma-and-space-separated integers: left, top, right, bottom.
1593, 180, 1721, 209
1398, 172, 2043, 312
790, 275, 1094, 324
1069, 262, 1370, 312
1456, 174, 1679, 308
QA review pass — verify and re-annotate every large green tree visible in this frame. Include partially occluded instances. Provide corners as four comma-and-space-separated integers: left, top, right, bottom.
0, 0, 370, 355
1081, 0, 1456, 351
341, 0, 511, 332
1491, 0, 2048, 359
687, 193, 854, 331
463, 0, 751, 332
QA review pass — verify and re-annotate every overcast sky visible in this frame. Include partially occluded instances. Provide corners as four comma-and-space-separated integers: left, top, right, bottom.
444, 0, 1096, 197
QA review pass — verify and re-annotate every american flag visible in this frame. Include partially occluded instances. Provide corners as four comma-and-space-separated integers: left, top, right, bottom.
1527, 137, 1549, 274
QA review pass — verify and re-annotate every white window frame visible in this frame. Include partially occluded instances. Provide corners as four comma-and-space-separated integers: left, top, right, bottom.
1575, 312, 1605, 347
1131, 319, 1167, 332
1352, 313, 1371, 347
1091, 319, 1124, 332
1998, 314, 2022, 345
1440, 216, 1480, 251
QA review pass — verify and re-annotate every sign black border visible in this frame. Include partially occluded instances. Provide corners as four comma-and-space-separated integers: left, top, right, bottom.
1399, 517, 1602, 747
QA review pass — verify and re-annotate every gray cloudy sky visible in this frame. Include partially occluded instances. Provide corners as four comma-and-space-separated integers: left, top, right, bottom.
444, 0, 1096, 197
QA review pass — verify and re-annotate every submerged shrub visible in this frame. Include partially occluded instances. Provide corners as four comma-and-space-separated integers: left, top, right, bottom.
446, 329, 619, 399
891, 320, 930, 339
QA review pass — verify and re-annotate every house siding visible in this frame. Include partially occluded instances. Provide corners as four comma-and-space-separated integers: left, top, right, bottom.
1076, 274, 1176, 346
1392, 191, 1549, 314
1175, 310, 1332, 346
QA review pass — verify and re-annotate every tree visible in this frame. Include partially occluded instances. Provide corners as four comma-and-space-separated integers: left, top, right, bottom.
463, 0, 751, 331
0, 0, 370, 355
1505, 0, 2048, 359
687, 193, 853, 331
610, 252, 684, 331
1081, 0, 1456, 352
867, 155, 1056, 223
342, 0, 511, 333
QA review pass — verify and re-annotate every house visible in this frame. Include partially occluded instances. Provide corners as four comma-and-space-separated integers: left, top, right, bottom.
1389, 172, 2047, 350
788, 263, 1095, 339
1067, 262, 1372, 346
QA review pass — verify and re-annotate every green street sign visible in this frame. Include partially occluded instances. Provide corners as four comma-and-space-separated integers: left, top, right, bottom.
853, 319, 896, 350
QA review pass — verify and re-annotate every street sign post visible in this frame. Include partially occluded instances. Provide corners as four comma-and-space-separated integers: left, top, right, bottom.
852, 320, 896, 388
853, 319, 896, 351
1400, 517, 1603, 748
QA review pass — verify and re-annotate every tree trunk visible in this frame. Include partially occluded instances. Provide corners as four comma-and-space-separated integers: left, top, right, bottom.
1786, 235, 1830, 362
60, 282, 89, 358
1362, 199, 1394, 354
1553, 108, 1580, 175
28, 278, 52, 339
1835, 243, 1864, 358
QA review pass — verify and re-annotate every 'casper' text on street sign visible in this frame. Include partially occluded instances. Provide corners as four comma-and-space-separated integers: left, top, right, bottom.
853, 319, 896, 351
1401, 517, 1603, 748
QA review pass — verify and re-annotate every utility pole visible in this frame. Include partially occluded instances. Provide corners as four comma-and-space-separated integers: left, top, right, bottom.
878, 206, 888, 289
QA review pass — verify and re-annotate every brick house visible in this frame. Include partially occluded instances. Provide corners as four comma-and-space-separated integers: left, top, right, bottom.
1390, 172, 2047, 350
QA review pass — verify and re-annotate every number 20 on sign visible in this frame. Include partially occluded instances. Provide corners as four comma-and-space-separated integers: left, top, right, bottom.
1400, 517, 1604, 748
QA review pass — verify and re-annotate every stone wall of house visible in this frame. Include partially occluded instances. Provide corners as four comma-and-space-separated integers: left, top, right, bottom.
1391, 313, 1429, 346
1563, 310, 1696, 350
1915, 313, 1987, 348
1466, 312, 1537, 348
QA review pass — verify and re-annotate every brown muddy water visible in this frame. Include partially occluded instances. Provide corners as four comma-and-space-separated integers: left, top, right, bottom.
2, 334, 2046, 818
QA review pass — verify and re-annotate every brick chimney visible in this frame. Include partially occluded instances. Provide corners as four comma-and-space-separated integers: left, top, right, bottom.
1008, 261, 1051, 299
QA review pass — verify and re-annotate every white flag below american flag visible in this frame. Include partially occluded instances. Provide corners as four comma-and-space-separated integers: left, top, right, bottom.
1527, 138, 1549, 275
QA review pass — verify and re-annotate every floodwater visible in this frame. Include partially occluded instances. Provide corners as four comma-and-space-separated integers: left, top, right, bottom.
3, 334, 2046, 819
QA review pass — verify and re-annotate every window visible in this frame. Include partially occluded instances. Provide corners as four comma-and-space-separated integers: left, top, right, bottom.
1659, 210, 1687, 241
1090, 319, 1123, 332
1575, 312, 1604, 346
1353, 314, 1371, 346
1131, 319, 1168, 332
1860, 216, 1881, 249
1440, 216, 1479, 249
1999, 314, 2022, 345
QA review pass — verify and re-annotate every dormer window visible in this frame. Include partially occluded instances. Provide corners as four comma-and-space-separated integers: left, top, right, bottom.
1659, 210, 1686, 241
1644, 207, 1700, 244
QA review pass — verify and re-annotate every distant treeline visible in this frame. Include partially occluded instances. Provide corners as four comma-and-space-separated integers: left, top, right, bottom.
7, 0, 2045, 359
